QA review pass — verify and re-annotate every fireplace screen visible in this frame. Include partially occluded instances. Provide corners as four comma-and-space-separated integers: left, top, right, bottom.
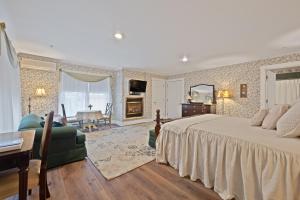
126, 98, 143, 118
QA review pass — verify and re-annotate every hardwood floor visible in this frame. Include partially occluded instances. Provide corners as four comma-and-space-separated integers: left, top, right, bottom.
10, 159, 222, 200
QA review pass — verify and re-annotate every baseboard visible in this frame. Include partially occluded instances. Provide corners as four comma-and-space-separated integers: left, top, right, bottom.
112, 118, 153, 126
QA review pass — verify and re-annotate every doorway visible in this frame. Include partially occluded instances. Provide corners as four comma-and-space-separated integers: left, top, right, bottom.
152, 78, 166, 119
166, 78, 184, 118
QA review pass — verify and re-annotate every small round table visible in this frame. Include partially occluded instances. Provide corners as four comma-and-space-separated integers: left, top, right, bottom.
76, 110, 103, 132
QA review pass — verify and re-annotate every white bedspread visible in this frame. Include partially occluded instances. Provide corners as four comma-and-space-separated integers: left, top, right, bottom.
156, 114, 300, 200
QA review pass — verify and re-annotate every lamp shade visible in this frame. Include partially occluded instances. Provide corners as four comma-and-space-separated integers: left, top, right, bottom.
186, 94, 192, 100
217, 90, 231, 98
35, 88, 46, 97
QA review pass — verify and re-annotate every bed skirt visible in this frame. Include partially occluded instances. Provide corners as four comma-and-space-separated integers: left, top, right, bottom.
156, 116, 300, 200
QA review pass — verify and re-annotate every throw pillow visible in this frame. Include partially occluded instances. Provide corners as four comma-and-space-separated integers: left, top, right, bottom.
262, 104, 289, 130
277, 101, 300, 137
250, 109, 269, 126
40, 121, 64, 128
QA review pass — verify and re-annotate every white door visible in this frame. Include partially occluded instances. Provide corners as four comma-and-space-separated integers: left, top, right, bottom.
166, 79, 184, 118
152, 79, 166, 119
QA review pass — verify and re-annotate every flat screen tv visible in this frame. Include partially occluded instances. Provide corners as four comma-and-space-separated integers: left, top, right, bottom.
129, 80, 147, 93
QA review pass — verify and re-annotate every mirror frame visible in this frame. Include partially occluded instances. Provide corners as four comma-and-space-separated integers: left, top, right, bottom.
190, 84, 216, 104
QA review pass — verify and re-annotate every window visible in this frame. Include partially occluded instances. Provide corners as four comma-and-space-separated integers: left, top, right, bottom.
59, 72, 111, 116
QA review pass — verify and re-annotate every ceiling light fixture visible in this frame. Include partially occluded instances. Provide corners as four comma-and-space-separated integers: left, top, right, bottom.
181, 56, 188, 63
114, 32, 123, 40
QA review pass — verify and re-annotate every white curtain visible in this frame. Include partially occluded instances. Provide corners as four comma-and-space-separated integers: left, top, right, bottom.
0, 26, 22, 133
276, 79, 300, 105
59, 72, 111, 116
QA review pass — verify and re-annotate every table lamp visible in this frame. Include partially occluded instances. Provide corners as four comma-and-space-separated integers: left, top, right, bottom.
217, 89, 232, 115
28, 88, 46, 114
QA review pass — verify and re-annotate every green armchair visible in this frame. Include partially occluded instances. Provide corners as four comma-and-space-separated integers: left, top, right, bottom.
18, 114, 87, 168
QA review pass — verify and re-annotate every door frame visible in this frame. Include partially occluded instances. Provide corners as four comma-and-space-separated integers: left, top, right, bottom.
166, 78, 185, 118
151, 78, 166, 119
260, 61, 300, 109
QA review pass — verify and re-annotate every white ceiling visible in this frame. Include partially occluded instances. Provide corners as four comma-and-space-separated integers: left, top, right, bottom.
1, 0, 300, 75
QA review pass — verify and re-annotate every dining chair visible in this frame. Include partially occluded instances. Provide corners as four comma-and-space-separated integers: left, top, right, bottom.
0, 111, 54, 200
61, 104, 82, 127
103, 103, 113, 127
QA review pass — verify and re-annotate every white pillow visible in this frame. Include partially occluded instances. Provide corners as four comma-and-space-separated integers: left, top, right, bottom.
262, 104, 289, 130
277, 101, 300, 137
250, 109, 268, 126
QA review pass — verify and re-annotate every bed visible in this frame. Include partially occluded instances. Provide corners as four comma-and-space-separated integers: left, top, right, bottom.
155, 113, 300, 200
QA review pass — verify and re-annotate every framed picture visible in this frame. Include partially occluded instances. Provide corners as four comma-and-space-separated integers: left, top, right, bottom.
240, 84, 247, 98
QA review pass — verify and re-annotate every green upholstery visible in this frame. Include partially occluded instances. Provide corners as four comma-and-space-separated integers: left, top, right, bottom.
17, 114, 87, 168
148, 129, 157, 148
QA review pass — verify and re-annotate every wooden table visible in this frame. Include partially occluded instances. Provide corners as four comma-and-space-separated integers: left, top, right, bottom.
0, 130, 35, 200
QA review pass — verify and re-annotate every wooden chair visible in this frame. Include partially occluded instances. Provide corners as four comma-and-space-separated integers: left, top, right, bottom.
61, 104, 82, 127
0, 111, 54, 200
101, 103, 113, 127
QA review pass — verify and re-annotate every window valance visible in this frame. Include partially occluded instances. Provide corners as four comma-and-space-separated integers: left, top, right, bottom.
60, 69, 111, 82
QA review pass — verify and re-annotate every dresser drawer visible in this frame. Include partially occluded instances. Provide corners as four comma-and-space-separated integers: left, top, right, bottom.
182, 104, 211, 117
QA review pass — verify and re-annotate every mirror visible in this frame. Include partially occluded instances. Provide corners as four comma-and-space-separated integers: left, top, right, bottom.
190, 84, 215, 104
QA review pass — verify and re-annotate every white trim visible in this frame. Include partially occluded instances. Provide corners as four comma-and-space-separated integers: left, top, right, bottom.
20, 58, 57, 72
260, 61, 300, 108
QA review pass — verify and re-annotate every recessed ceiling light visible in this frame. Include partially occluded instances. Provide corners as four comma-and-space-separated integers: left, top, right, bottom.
114, 32, 123, 40
181, 56, 188, 63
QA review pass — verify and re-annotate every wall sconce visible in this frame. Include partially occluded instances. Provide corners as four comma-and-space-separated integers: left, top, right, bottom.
240, 84, 247, 98
217, 89, 232, 115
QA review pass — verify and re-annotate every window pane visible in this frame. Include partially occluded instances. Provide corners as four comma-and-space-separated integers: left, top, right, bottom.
89, 93, 108, 112
62, 92, 86, 116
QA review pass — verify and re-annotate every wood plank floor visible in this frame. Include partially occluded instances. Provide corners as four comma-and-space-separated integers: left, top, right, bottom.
10, 159, 222, 200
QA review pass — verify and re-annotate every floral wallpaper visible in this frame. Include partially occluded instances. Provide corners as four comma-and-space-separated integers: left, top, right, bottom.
19, 54, 166, 122
20, 68, 59, 116
19, 54, 116, 118
170, 53, 300, 118
19, 52, 300, 120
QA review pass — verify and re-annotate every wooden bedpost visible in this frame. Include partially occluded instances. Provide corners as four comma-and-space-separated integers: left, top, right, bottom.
155, 109, 161, 136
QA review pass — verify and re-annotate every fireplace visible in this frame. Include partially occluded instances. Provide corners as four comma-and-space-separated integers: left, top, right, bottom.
126, 97, 143, 118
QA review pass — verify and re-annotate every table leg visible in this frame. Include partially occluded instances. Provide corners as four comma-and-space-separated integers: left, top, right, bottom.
17, 153, 30, 200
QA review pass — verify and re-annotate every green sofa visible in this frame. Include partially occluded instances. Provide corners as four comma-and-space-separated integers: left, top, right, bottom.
18, 114, 87, 168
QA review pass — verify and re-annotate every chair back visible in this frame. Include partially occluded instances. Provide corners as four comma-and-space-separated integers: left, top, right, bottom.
39, 111, 54, 169
105, 103, 113, 116
61, 104, 67, 119
61, 104, 67, 125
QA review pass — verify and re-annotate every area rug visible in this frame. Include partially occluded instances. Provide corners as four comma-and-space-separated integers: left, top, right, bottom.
81, 124, 120, 133
85, 122, 156, 180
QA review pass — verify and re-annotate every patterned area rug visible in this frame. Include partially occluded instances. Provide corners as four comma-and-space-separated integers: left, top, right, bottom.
85, 122, 156, 180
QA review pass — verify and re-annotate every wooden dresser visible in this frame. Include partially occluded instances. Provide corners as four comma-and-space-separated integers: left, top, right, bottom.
181, 103, 212, 117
